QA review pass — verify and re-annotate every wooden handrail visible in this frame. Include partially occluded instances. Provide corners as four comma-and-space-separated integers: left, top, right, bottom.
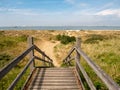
8, 57, 34, 90
0, 36, 54, 89
63, 46, 75, 64
0, 45, 35, 80
34, 45, 53, 62
75, 47, 120, 90
75, 57, 96, 90
35, 56, 52, 64
62, 37, 120, 90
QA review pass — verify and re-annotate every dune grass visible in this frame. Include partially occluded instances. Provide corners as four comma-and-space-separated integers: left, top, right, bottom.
55, 31, 120, 89
0, 31, 29, 90
0, 30, 120, 89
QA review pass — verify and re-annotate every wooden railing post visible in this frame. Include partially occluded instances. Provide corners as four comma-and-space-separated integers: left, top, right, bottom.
42, 52, 46, 66
28, 36, 35, 73
75, 37, 81, 71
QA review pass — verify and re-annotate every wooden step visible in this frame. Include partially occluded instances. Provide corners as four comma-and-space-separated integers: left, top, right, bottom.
29, 85, 80, 89
26, 68, 82, 90
31, 83, 78, 86
29, 88, 80, 90
32, 80, 77, 83
34, 76, 76, 80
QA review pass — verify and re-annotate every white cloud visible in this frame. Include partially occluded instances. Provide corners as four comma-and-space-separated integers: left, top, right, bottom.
0, 7, 40, 16
96, 9, 120, 17
0, 6, 120, 26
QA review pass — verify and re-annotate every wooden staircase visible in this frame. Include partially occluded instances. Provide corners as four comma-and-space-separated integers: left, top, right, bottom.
27, 68, 82, 90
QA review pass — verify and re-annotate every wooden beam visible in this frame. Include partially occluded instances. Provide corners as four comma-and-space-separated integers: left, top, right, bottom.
8, 57, 34, 90
28, 37, 35, 72
75, 37, 81, 76
65, 57, 74, 64
63, 46, 75, 63
34, 45, 53, 62
35, 56, 52, 64
76, 58, 96, 90
75, 47, 120, 90
0, 45, 35, 80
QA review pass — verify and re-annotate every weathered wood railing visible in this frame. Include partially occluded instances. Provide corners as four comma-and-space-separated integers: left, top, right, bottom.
63, 37, 120, 90
0, 37, 53, 90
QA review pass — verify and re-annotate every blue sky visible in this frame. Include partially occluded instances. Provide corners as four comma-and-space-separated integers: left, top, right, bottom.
0, 0, 120, 26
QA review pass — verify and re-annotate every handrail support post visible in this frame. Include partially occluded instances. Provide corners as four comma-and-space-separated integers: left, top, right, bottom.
42, 53, 46, 66
28, 36, 35, 73
75, 37, 81, 71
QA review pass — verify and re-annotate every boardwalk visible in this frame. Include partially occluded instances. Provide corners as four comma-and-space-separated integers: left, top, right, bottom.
26, 68, 82, 90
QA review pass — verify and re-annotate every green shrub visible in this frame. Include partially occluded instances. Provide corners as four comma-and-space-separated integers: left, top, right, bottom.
56, 34, 75, 44
0, 53, 12, 61
0, 31, 4, 36
16, 35, 27, 42
56, 34, 62, 40
115, 76, 120, 86
94, 81, 105, 90
84, 34, 107, 44
0, 38, 16, 49
0, 53, 13, 68
0, 35, 27, 50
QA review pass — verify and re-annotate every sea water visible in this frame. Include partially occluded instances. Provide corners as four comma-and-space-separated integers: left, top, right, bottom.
0, 26, 120, 30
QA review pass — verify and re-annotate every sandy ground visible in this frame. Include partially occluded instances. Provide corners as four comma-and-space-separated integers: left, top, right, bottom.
36, 40, 60, 67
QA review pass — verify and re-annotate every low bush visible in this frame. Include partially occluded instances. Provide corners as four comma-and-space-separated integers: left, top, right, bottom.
0, 53, 12, 61
0, 35, 27, 50
84, 34, 107, 44
56, 34, 75, 44
0, 53, 13, 68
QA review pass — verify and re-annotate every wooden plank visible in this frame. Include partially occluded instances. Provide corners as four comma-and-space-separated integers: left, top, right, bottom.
30, 89, 80, 90
65, 57, 75, 63
75, 47, 120, 90
22, 68, 37, 90
75, 37, 81, 73
42, 52, 46, 66
27, 68, 82, 90
39, 72, 74, 74
32, 80, 77, 83
34, 45, 53, 62
35, 74, 75, 77
63, 46, 75, 63
76, 58, 96, 90
34, 56, 51, 64
28, 37, 35, 73
35, 76, 75, 78
31, 83, 78, 86
75, 68, 85, 90
8, 57, 34, 90
29, 85, 79, 89
45, 67, 73, 69
0, 45, 35, 79
42, 69, 73, 72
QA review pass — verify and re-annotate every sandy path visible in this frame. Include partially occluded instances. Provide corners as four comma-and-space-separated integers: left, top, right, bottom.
36, 40, 60, 67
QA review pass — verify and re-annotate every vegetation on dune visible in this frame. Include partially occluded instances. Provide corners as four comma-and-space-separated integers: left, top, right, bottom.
0, 34, 27, 68
84, 34, 108, 44
0, 32, 29, 90
56, 34, 75, 44
0, 30, 120, 90
55, 31, 120, 89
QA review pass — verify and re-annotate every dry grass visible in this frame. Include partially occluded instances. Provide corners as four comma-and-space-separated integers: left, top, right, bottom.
53, 30, 120, 89
0, 30, 120, 89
